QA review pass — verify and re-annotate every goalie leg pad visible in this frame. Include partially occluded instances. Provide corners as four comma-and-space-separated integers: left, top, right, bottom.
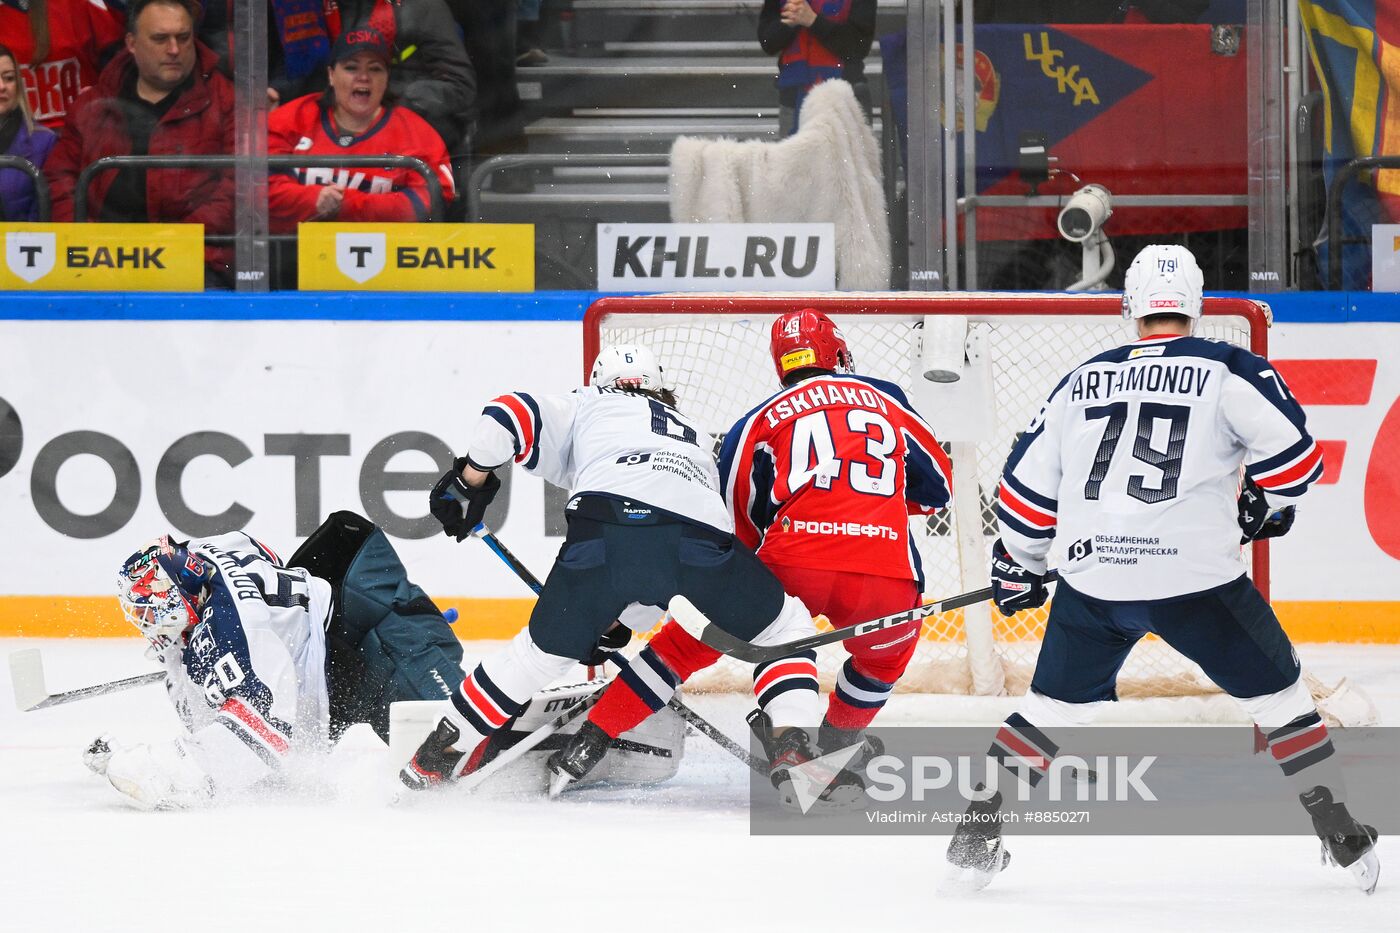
104, 739, 215, 811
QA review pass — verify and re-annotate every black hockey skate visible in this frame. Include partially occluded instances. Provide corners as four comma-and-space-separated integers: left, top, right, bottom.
943, 789, 1012, 894
399, 717, 466, 790
1301, 786, 1380, 894
817, 722, 885, 771
749, 710, 865, 812
547, 720, 612, 797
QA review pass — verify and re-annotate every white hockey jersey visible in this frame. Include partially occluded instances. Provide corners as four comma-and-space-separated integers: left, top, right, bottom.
998, 334, 1322, 602
467, 387, 733, 533
163, 533, 334, 792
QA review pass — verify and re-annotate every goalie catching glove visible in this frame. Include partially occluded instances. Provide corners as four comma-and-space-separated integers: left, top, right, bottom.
990, 538, 1049, 616
1237, 476, 1296, 543
429, 457, 501, 541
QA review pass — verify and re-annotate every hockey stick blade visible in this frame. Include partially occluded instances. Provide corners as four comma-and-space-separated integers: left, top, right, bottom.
9, 649, 165, 711
10, 649, 48, 711
669, 572, 1060, 665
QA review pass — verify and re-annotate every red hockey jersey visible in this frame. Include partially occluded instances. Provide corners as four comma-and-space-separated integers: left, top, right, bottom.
717, 374, 951, 585
1, 0, 125, 128
266, 92, 455, 231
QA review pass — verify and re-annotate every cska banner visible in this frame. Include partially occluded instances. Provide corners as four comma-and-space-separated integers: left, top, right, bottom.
882, 24, 1248, 241
1299, 0, 1400, 289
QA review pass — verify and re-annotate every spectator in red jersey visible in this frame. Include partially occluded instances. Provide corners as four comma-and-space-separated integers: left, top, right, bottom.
0, 0, 126, 129
266, 27, 456, 231
759, 0, 875, 136
43, 0, 235, 282
0, 42, 58, 220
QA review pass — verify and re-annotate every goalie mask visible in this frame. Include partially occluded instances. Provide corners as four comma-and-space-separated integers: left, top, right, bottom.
590, 344, 666, 392
1123, 244, 1204, 324
770, 308, 854, 382
118, 536, 215, 661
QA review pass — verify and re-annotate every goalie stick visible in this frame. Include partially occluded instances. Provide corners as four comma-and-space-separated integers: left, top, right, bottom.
9, 648, 163, 711
669, 572, 1062, 665
472, 523, 765, 774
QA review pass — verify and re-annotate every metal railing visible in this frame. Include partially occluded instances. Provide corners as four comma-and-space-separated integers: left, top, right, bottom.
74, 154, 445, 230
0, 154, 51, 221
467, 152, 669, 221
1326, 155, 1400, 290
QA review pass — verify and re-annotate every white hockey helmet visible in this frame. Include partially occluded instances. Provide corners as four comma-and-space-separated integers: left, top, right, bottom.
589, 344, 666, 392
1122, 244, 1204, 322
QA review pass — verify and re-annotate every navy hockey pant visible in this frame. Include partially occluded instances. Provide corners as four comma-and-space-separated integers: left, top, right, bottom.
1031, 574, 1301, 704
528, 495, 786, 662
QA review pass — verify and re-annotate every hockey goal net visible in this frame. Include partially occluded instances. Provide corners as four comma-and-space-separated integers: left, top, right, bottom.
584, 293, 1271, 700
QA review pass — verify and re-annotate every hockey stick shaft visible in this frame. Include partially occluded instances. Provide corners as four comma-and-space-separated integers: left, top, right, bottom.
9, 648, 164, 711
672, 571, 1061, 665
472, 524, 764, 773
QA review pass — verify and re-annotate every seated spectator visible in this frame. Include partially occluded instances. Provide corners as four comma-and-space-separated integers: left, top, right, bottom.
0, 0, 125, 129
44, 0, 235, 282
322, 0, 476, 156
0, 42, 57, 221
759, 0, 875, 137
267, 27, 456, 231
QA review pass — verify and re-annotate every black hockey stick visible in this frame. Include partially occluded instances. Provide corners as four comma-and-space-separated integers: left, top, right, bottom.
471, 524, 765, 774
669, 571, 1062, 665
9, 648, 163, 711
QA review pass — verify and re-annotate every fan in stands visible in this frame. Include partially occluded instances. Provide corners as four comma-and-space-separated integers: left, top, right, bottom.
552, 308, 951, 782
945, 245, 1379, 895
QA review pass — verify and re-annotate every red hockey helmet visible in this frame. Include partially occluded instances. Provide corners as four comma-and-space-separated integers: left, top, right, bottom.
769, 308, 854, 382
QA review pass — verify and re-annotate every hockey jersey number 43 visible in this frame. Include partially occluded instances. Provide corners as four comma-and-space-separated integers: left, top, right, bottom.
998, 335, 1322, 602
717, 374, 952, 586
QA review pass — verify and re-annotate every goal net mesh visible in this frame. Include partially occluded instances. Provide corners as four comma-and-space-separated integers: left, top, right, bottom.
586, 293, 1269, 698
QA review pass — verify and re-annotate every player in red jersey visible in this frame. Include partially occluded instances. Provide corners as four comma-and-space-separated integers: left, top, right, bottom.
266, 28, 455, 233
549, 309, 951, 795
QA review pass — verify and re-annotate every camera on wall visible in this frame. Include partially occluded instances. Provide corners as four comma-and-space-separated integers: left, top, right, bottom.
1057, 184, 1113, 242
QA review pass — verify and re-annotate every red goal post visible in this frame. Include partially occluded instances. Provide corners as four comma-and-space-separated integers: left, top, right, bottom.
584, 292, 1272, 698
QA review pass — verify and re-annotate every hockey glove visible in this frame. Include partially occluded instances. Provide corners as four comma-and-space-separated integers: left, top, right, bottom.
429, 457, 501, 541
585, 623, 633, 667
990, 538, 1049, 616
1237, 477, 1297, 543
83, 734, 117, 776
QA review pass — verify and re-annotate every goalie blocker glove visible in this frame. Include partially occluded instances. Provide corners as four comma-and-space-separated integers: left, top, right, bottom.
990, 538, 1049, 616
430, 457, 501, 541
1237, 476, 1297, 543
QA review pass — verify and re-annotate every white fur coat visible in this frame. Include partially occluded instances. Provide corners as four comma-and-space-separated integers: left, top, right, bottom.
667, 79, 891, 290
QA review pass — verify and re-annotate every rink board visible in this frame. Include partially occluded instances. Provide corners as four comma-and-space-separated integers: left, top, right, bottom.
0, 315, 1396, 640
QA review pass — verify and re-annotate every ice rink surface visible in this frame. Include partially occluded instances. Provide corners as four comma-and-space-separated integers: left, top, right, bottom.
2, 638, 1396, 933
